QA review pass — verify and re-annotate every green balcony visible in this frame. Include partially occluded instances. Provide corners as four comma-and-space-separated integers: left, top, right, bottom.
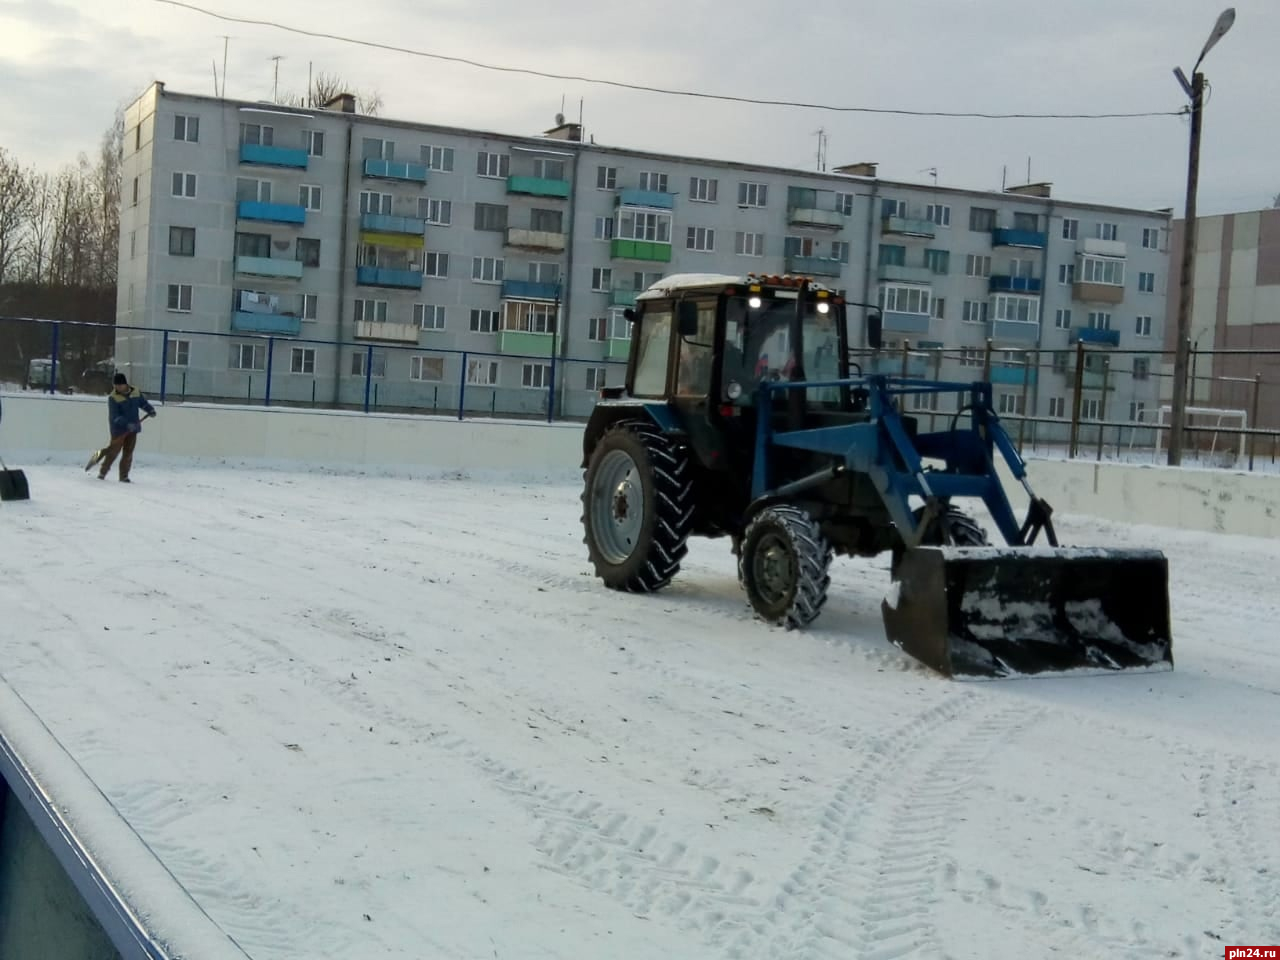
234, 255, 304, 280
231, 311, 301, 335
497, 330, 555, 357
785, 255, 843, 278
606, 338, 631, 361
609, 288, 639, 307
990, 365, 1038, 386
506, 175, 570, 199
610, 238, 672, 263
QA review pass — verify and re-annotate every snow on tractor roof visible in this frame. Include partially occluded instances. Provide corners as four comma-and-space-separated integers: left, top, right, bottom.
635, 273, 838, 301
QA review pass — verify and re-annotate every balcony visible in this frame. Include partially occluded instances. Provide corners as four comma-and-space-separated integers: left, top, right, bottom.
616, 188, 675, 210
237, 201, 306, 225
362, 157, 428, 184
507, 175, 571, 199
1070, 327, 1121, 347
234, 256, 304, 280
231, 311, 301, 336
501, 279, 560, 301
882, 311, 931, 335
353, 320, 420, 344
239, 143, 309, 169
789, 207, 845, 230
866, 355, 928, 378
359, 213, 425, 236
990, 319, 1040, 342
1082, 238, 1127, 258
989, 275, 1043, 294
882, 216, 936, 238
610, 238, 672, 263
605, 338, 631, 361
787, 255, 844, 278
990, 365, 1038, 386
356, 266, 423, 289
497, 330, 555, 356
1072, 281, 1125, 304
1069, 368, 1109, 390
877, 263, 932, 285
992, 228, 1048, 249
609, 288, 639, 307
504, 228, 567, 252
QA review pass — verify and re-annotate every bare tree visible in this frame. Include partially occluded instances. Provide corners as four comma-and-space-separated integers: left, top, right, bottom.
280, 70, 383, 115
0, 148, 33, 283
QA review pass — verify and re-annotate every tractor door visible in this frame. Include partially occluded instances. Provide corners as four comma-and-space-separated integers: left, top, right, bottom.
626, 299, 676, 398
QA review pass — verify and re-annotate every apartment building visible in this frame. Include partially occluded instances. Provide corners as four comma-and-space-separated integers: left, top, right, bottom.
116, 81, 1173, 426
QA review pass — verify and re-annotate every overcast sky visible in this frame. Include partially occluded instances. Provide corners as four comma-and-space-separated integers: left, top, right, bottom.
1, 0, 1276, 216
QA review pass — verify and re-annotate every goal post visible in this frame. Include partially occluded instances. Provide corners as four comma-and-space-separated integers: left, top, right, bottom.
1153, 405, 1248, 460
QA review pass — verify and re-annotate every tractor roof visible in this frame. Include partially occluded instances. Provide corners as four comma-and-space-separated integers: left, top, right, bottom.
635, 273, 838, 301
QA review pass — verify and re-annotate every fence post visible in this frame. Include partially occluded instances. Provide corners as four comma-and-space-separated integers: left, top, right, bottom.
547, 354, 557, 424
49, 322, 60, 394
1017, 349, 1032, 455
900, 340, 910, 378
363, 345, 373, 413
160, 330, 170, 403
982, 337, 993, 382
264, 337, 275, 407
1249, 373, 1262, 471
457, 351, 468, 421
1069, 340, 1085, 458
929, 349, 942, 433
1095, 356, 1111, 462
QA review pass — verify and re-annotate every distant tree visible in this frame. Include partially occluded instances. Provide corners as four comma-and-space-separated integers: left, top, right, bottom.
0, 148, 33, 283
280, 71, 383, 115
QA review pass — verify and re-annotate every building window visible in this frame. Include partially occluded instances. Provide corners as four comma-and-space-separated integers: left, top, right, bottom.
467, 358, 499, 385
594, 216, 614, 241
302, 294, 318, 321
354, 299, 389, 323
1142, 228, 1160, 250
1052, 351, 1069, 373
968, 207, 996, 232
166, 339, 191, 367
1062, 218, 1078, 241
1129, 401, 1147, 422
926, 203, 951, 227
1087, 311, 1113, 330
173, 114, 199, 142
880, 285, 931, 315
421, 145, 454, 171
531, 157, 565, 180
166, 283, 192, 312
1080, 256, 1125, 286
924, 249, 950, 274
420, 198, 452, 225
1048, 397, 1066, 418
472, 257, 504, 283
350, 351, 388, 379
528, 261, 559, 285
997, 393, 1025, 415
596, 166, 617, 190
992, 294, 1040, 325
290, 347, 316, 375
638, 171, 669, 193
933, 298, 945, 320
836, 192, 856, 216
474, 203, 508, 232
591, 268, 612, 292
1058, 263, 1076, 285
168, 226, 195, 257
530, 208, 563, 234
616, 209, 671, 243
131, 177, 139, 206
878, 244, 906, 267
415, 304, 446, 330
965, 254, 991, 278
1012, 211, 1040, 232
522, 363, 552, 389
230, 342, 267, 371
959, 347, 983, 367
359, 191, 391, 215
296, 238, 321, 267
882, 198, 906, 218
303, 130, 324, 157
735, 232, 764, 257
299, 184, 322, 211
502, 300, 557, 334
686, 226, 715, 252
689, 176, 718, 202
469, 308, 498, 333
239, 123, 274, 146
424, 252, 449, 278
236, 232, 270, 258
1133, 357, 1150, 381
585, 367, 608, 391
410, 356, 445, 381
962, 300, 988, 324
587, 316, 611, 341
1135, 315, 1152, 337
737, 181, 768, 207
830, 241, 850, 262
1138, 271, 1155, 293
1055, 308, 1072, 329
476, 151, 510, 178
1081, 398, 1101, 420
236, 178, 273, 204
1095, 222, 1119, 241
362, 137, 393, 160
171, 172, 196, 198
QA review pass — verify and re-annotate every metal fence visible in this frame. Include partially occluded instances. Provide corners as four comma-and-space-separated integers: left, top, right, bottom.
4, 316, 1279, 472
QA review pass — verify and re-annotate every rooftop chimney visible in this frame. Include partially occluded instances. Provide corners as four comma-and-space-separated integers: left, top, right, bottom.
323, 93, 356, 114
543, 112, 582, 141
834, 162, 878, 177
1005, 181, 1052, 198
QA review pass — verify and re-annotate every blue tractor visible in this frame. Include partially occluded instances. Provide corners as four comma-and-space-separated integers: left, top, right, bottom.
579, 273, 1173, 678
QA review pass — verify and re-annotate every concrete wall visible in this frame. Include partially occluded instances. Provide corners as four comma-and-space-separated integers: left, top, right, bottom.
4, 391, 1277, 539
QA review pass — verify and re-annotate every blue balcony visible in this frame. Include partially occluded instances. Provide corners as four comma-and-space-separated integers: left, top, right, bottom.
990, 365, 1038, 386
363, 157, 428, 183
991, 319, 1040, 342
992, 228, 1048, 249
501, 279, 560, 301
989, 275, 1043, 294
616, 188, 675, 210
231, 311, 301, 335
1070, 326, 1121, 347
882, 311, 931, 335
239, 143, 309, 169
359, 212, 425, 235
355, 265, 423, 289
786, 255, 843, 278
237, 201, 306, 225
866, 355, 928, 378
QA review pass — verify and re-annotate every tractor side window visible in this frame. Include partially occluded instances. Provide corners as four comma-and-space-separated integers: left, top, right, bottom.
631, 306, 673, 396
675, 300, 716, 399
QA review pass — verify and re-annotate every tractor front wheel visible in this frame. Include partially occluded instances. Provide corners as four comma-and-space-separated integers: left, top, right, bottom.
740, 506, 833, 629
582, 421, 694, 592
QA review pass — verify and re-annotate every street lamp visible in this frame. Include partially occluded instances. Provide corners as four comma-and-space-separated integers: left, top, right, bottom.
1167, 7, 1235, 465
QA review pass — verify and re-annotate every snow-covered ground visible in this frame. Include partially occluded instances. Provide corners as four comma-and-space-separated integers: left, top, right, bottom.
2, 457, 1278, 959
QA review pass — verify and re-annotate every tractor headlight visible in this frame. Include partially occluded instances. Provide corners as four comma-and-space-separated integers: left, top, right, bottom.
748, 296, 762, 309
817, 301, 830, 314
726, 381, 743, 400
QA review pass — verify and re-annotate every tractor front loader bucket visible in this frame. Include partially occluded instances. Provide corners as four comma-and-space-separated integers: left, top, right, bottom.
882, 545, 1173, 679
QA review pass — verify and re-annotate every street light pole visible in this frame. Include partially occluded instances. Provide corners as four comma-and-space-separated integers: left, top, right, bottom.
1168, 8, 1235, 465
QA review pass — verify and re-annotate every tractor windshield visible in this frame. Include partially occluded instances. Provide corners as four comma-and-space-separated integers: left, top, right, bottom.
722, 296, 843, 406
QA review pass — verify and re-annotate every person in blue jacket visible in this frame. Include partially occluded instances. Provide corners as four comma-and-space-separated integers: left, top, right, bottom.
84, 373, 156, 481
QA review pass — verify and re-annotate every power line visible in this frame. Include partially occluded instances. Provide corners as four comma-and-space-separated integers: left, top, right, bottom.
154, 0, 1185, 121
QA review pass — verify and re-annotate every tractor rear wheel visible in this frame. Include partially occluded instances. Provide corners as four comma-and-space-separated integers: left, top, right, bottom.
740, 505, 833, 629
582, 421, 694, 592
919, 504, 989, 546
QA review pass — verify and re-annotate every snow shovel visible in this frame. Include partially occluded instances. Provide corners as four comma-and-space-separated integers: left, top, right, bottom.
882, 545, 1173, 679
0, 396, 29, 502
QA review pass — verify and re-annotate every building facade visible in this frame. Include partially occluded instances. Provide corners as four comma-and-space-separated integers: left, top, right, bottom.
116, 82, 1173, 427
1162, 208, 1280, 434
